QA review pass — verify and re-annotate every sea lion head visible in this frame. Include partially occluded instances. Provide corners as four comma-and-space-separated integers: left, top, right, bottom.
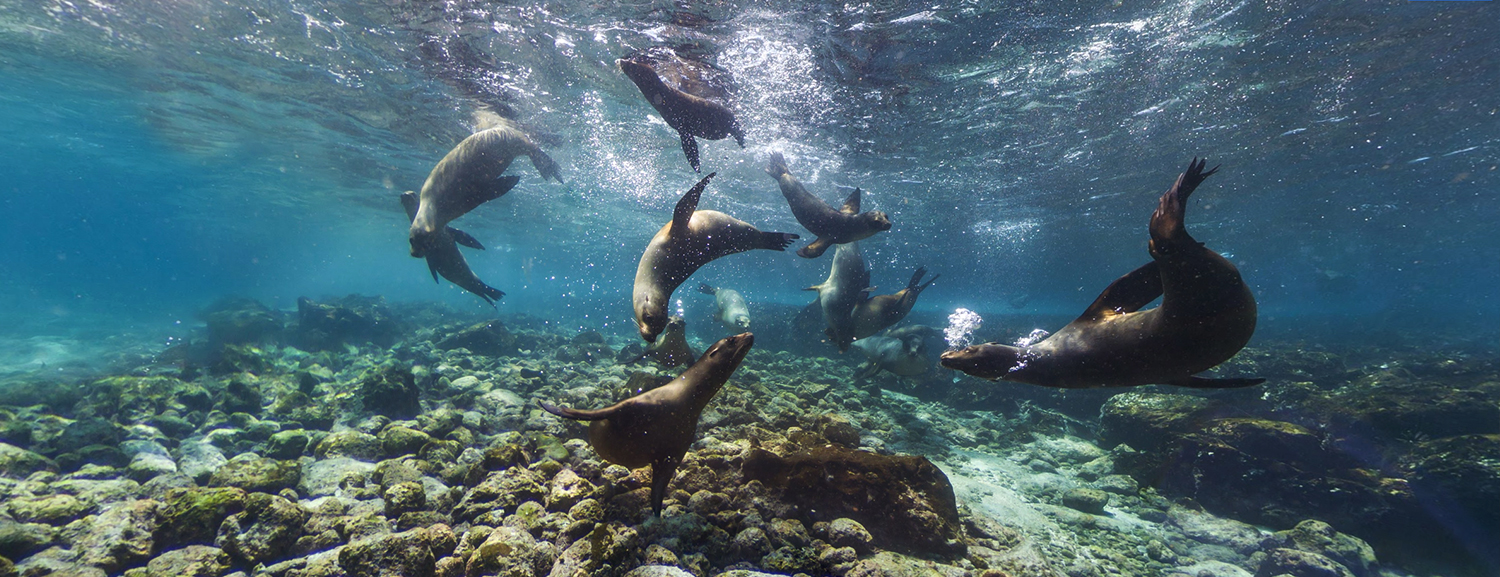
939, 343, 1021, 380
733, 315, 750, 330
664, 315, 687, 334
618, 57, 660, 89
701, 332, 755, 376
409, 225, 441, 258
862, 211, 893, 232
637, 298, 669, 343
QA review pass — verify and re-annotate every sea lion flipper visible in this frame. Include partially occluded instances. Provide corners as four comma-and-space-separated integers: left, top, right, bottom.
679, 130, 701, 172
671, 173, 716, 236
1076, 261, 1164, 323
1169, 376, 1265, 389
649, 456, 681, 515
399, 191, 420, 221
529, 149, 564, 183
797, 237, 833, 258
730, 119, 745, 148
757, 232, 800, 251
449, 227, 485, 250
765, 152, 789, 178
1150, 158, 1218, 256
426, 260, 440, 283
841, 188, 862, 214
537, 400, 615, 421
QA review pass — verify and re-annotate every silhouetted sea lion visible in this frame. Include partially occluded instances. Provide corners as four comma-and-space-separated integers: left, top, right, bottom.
941, 159, 1261, 389
540, 332, 754, 514
629, 316, 698, 368
851, 334, 929, 379
634, 173, 798, 343
400, 192, 504, 306
698, 283, 750, 331
806, 242, 870, 352
765, 152, 891, 258
619, 47, 745, 172
852, 266, 938, 339
409, 111, 562, 257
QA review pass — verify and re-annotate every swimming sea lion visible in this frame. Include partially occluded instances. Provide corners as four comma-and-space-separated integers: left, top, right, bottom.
765, 152, 892, 258
628, 316, 698, 368
400, 192, 505, 306
634, 173, 798, 343
851, 266, 938, 339
540, 332, 754, 514
805, 242, 870, 352
940, 159, 1262, 389
851, 334, 929, 379
698, 283, 751, 331
619, 48, 745, 172
408, 111, 562, 257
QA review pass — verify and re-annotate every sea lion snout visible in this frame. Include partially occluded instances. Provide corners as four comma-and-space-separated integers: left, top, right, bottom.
867, 211, 893, 231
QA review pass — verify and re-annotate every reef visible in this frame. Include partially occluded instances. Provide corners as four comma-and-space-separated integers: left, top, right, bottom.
0, 297, 1496, 577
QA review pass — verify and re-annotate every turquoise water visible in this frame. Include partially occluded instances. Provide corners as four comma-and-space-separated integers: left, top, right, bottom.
1, 1, 1498, 575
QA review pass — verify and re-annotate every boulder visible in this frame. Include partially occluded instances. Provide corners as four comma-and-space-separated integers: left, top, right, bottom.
216, 493, 309, 566
294, 295, 404, 351
435, 322, 517, 357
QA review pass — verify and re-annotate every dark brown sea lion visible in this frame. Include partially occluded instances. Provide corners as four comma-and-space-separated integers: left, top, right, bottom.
400, 192, 504, 306
766, 152, 892, 258
805, 242, 870, 352
633, 173, 798, 343
940, 159, 1262, 389
409, 111, 562, 258
619, 47, 745, 172
851, 267, 938, 339
540, 332, 754, 514
628, 316, 698, 368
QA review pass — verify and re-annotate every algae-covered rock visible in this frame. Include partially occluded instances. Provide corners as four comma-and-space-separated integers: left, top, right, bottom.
0, 442, 55, 478
1255, 547, 1355, 577
0, 520, 56, 560
1403, 434, 1500, 542
128, 545, 230, 577
266, 429, 311, 460
315, 430, 382, 461
435, 321, 517, 357
156, 487, 247, 548
378, 426, 432, 458
356, 363, 421, 420
462, 525, 556, 577
338, 525, 455, 577
59, 499, 159, 573
742, 445, 964, 557
174, 438, 228, 484
382, 481, 426, 518
200, 297, 283, 345
1099, 392, 1224, 453
208, 454, 300, 494
4, 494, 89, 525
216, 492, 309, 566
299, 457, 376, 497
1060, 488, 1109, 514
822, 518, 873, 553
294, 295, 404, 352
1263, 520, 1377, 577
48, 417, 124, 457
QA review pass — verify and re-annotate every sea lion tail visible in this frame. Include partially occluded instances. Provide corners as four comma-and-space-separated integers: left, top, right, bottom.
1150, 158, 1218, 256
765, 152, 789, 178
907, 267, 928, 290
475, 283, 504, 307
697, 283, 717, 295
757, 232, 800, 251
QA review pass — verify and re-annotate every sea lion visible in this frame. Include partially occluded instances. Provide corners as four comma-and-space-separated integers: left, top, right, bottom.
409, 111, 562, 257
698, 283, 751, 331
851, 334, 929, 379
851, 266, 938, 339
633, 173, 798, 343
628, 316, 698, 368
805, 242, 870, 352
619, 47, 745, 172
941, 159, 1262, 389
765, 152, 892, 258
540, 332, 754, 514
400, 192, 505, 306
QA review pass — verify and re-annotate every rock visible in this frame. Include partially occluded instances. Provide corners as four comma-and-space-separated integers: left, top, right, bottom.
216, 493, 309, 566
742, 446, 963, 557
1313, 380, 1500, 441
823, 518, 873, 554
208, 455, 300, 494
1254, 548, 1355, 577
0, 520, 55, 559
356, 363, 421, 420
300, 457, 377, 497
175, 438, 228, 484
1060, 488, 1109, 514
5, 494, 88, 525
1099, 392, 1225, 452
1093, 474, 1138, 495
463, 525, 555, 577
624, 565, 695, 577
49, 417, 125, 457
0, 443, 53, 478
1404, 434, 1500, 542
730, 526, 773, 559
378, 426, 433, 458
133, 545, 231, 577
125, 447, 177, 483
1262, 520, 1377, 577
383, 482, 427, 517
818, 414, 862, 448
266, 430, 311, 460
0, 555, 14, 577
545, 468, 597, 511
315, 431, 382, 461
156, 487, 247, 549
59, 499, 159, 572
294, 295, 404, 351
200, 297, 282, 345
452, 468, 545, 523
338, 526, 455, 577
435, 322, 517, 357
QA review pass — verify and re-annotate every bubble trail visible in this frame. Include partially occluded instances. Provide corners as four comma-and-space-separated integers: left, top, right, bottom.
945, 308, 983, 350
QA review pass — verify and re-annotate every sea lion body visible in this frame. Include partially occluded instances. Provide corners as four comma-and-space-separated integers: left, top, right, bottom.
806, 242, 870, 352
851, 335, 929, 379
541, 333, 754, 514
941, 159, 1261, 389
409, 113, 561, 257
851, 267, 938, 339
400, 192, 505, 306
619, 48, 745, 172
765, 152, 891, 258
634, 173, 798, 342
698, 283, 751, 331
632, 316, 698, 368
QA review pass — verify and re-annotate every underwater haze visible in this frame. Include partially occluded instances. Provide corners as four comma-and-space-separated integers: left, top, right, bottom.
2, 0, 1499, 576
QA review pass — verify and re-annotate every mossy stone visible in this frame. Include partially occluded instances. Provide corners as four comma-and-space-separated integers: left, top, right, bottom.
157, 487, 248, 547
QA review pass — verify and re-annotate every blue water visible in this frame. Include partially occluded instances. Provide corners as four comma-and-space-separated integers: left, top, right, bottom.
1, 0, 1497, 358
